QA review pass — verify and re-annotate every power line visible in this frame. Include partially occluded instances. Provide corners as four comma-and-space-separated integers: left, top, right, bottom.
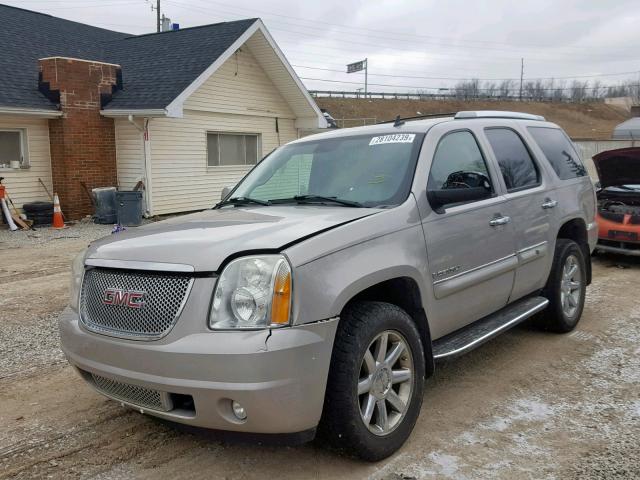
185, 0, 639, 55
299, 76, 640, 92
166, 0, 632, 63
291, 64, 640, 82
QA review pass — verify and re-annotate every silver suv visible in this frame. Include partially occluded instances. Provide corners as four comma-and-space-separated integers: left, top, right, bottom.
60, 111, 597, 460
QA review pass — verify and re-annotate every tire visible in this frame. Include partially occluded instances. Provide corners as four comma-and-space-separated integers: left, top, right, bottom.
537, 239, 587, 332
318, 301, 425, 461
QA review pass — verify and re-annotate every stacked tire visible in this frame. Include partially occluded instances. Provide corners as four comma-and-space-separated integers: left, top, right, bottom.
23, 201, 53, 226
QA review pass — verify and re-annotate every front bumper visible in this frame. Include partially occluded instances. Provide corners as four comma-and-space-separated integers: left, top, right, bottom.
595, 241, 640, 256
59, 308, 338, 434
595, 214, 640, 256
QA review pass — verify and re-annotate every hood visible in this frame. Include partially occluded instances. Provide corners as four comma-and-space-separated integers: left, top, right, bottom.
87, 206, 379, 272
593, 147, 640, 188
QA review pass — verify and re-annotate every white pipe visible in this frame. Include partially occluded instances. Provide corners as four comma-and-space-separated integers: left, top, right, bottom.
127, 115, 153, 216
1, 198, 18, 231
127, 114, 144, 132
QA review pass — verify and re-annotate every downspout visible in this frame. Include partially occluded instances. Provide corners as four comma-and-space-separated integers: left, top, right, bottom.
127, 115, 153, 217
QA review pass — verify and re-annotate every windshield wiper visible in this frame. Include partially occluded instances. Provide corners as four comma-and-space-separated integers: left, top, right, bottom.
215, 196, 271, 208
272, 195, 364, 208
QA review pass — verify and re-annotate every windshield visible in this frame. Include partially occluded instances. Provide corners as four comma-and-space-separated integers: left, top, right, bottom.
226, 132, 425, 208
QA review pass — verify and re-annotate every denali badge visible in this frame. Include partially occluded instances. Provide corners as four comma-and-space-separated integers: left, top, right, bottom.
103, 288, 146, 309
431, 265, 462, 280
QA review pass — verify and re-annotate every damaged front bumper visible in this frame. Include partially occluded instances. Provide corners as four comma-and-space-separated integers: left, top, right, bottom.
59, 308, 338, 434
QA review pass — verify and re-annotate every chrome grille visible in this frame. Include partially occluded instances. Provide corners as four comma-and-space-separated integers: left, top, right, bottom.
80, 268, 193, 340
91, 374, 171, 411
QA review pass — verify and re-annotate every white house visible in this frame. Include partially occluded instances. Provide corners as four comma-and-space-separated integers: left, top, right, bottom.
0, 5, 326, 219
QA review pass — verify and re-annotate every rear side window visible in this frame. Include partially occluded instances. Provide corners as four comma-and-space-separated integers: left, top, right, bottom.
485, 128, 539, 191
527, 127, 587, 180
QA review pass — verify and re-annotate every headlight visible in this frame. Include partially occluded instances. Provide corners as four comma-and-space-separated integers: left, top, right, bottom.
69, 247, 88, 311
209, 255, 292, 329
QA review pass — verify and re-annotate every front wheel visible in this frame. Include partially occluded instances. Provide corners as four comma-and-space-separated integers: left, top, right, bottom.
318, 301, 425, 461
538, 239, 587, 332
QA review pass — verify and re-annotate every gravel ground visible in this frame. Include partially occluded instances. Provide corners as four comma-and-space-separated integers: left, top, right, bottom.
0, 228, 638, 479
0, 220, 126, 249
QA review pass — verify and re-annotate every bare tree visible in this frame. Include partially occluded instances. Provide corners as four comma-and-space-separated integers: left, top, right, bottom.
569, 80, 588, 102
591, 80, 603, 99
498, 79, 514, 99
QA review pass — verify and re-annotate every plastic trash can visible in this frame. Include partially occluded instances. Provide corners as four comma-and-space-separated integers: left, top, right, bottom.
92, 187, 117, 224
116, 191, 143, 226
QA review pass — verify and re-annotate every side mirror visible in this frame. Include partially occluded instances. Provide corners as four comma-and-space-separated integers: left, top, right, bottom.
427, 187, 491, 212
220, 186, 232, 201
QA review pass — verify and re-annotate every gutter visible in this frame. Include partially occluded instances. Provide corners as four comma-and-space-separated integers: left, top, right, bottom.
0, 107, 63, 118
101, 109, 167, 118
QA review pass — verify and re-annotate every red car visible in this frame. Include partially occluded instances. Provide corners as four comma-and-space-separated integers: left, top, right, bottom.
594, 147, 640, 256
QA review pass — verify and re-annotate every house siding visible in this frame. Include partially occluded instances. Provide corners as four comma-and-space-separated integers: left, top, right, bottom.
184, 46, 295, 119
149, 50, 298, 216
115, 118, 145, 189
0, 116, 52, 210
149, 111, 296, 215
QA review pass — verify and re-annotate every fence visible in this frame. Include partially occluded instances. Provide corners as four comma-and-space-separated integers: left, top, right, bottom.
309, 90, 605, 103
333, 117, 377, 128
573, 139, 639, 179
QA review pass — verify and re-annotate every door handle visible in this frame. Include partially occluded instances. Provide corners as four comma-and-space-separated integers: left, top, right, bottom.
489, 215, 511, 226
542, 199, 558, 209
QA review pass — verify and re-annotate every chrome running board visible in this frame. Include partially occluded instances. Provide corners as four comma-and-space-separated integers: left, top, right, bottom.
432, 296, 549, 360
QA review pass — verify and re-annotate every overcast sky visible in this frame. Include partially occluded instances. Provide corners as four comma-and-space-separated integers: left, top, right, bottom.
6, 0, 640, 93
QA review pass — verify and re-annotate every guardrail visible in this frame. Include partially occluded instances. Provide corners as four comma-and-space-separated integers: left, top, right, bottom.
310, 90, 604, 103
333, 118, 378, 128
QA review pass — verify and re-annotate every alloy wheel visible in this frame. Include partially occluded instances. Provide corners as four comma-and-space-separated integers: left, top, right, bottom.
358, 330, 414, 436
560, 254, 582, 319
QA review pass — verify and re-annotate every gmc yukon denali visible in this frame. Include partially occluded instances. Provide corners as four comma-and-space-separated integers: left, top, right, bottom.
60, 111, 597, 460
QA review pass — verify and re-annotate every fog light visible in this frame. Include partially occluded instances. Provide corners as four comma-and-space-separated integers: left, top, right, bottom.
232, 400, 247, 420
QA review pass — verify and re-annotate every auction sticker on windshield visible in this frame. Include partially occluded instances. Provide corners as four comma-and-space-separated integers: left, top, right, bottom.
369, 134, 416, 146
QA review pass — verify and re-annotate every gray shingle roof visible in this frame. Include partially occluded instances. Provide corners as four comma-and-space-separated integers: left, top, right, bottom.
0, 4, 257, 111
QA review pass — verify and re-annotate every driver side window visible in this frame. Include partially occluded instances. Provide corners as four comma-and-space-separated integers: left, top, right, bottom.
428, 130, 493, 194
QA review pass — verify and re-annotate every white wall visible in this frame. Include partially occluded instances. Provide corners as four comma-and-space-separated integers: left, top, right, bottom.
115, 118, 145, 190
148, 46, 299, 216
0, 116, 52, 210
184, 46, 295, 119
573, 139, 639, 180
149, 112, 296, 215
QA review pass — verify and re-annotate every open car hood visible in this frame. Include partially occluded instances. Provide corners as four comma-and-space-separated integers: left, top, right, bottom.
593, 147, 640, 188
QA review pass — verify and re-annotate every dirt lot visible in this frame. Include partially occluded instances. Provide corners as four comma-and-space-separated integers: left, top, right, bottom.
1, 224, 638, 479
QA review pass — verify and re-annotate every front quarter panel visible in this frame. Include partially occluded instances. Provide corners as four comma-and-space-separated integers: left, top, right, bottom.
285, 199, 430, 326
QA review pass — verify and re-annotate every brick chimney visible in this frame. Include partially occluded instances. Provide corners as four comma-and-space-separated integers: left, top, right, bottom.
39, 57, 122, 219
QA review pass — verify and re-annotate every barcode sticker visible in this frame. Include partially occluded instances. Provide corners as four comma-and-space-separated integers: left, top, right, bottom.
369, 134, 416, 146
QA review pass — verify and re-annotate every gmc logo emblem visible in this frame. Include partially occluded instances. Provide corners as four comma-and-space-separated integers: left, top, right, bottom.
103, 288, 146, 309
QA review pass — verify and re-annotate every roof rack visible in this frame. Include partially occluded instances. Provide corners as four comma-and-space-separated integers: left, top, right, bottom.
454, 111, 545, 121
378, 112, 456, 126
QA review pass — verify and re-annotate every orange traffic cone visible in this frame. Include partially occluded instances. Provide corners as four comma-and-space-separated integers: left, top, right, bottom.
52, 193, 65, 229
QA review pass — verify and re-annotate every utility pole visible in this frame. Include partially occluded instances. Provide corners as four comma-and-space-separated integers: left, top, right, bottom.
156, 0, 161, 33
519, 58, 524, 101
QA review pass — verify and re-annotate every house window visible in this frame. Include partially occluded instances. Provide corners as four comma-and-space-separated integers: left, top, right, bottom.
207, 133, 259, 167
0, 129, 28, 168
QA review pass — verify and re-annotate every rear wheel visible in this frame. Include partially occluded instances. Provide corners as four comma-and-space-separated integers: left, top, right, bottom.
319, 301, 425, 461
538, 239, 587, 332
